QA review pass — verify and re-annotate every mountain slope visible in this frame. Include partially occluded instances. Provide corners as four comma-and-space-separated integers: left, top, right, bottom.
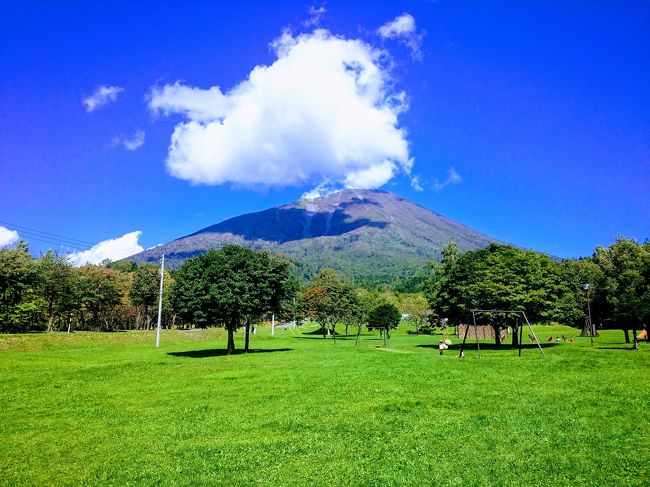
131, 189, 504, 283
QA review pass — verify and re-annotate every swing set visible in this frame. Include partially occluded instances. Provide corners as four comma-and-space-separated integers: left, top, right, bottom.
459, 309, 545, 358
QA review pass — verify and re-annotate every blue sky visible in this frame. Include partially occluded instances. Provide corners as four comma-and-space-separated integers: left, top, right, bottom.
1, 1, 648, 261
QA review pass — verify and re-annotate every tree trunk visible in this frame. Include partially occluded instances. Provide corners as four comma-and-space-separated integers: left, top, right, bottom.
345, 323, 349, 335
332, 324, 336, 341
244, 319, 250, 353
632, 325, 638, 349
46, 308, 55, 333
227, 326, 235, 355
494, 326, 501, 347
511, 326, 519, 347
623, 328, 630, 343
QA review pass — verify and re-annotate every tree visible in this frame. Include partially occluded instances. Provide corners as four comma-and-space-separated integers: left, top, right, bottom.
592, 237, 650, 345
368, 303, 401, 346
76, 265, 123, 331
399, 293, 429, 334
299, 269, 355, 340
172, 246, 293, 354
129, 263, 161, 330
36, 251, 73, 332
425, 243, 580, 346
0, 242, 39, 332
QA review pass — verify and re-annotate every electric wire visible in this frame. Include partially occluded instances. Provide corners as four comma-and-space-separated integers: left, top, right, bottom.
0, 220, 93, 251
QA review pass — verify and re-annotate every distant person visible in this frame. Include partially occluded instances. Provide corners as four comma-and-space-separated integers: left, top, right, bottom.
438, 340, 444, 356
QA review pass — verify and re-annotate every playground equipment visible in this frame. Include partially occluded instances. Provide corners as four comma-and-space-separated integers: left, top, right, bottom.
459, 309, 545, 358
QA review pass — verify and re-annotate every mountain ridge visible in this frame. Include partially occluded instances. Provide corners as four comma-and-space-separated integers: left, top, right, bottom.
131, 189, 505, 284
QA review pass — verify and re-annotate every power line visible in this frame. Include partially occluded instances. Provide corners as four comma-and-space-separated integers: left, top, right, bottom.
0, 220, 95, 246
0, 220, 93, 251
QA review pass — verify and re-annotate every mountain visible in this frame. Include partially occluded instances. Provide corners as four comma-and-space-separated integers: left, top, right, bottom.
130, 189, 504, 285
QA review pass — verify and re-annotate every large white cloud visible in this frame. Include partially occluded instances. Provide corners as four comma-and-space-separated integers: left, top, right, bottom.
0, 226, 19, 248
83, 85, 124, 112
149, 28, 412, 191
67, 231, 144, 266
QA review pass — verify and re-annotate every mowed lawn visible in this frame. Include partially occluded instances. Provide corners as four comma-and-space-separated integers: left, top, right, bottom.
0, 325, 648, 486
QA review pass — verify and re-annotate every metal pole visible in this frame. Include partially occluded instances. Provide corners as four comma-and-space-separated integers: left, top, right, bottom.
155, 254, 165, 348
472, 311, 481, 358
523, 312, 544, 356
586, 288, 594, 347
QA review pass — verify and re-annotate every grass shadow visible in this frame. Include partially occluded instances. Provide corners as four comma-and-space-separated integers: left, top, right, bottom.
416, 343, 562, 351
168, 348, 293, 358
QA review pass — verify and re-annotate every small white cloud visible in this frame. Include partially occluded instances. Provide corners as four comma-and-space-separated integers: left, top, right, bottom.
83, 85, 124, 112
0, 226, 19, 248
302, 5, 326, 27
433, 167, 462, 191
378, 13, 424, 59
150, 29, 412, 192
111, 129, 145, 151
301, 182, 338, 199
68, 231, 144, 266
410, 174, 424, 192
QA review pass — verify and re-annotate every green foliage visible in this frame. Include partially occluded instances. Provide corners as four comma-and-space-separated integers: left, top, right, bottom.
129, 263, 161, 329
425, 243, 585, 345
172, 245, 293, 353
592, 237, 650, 329
0, 242, 39, 332
367, 303, 401, 334
299, 269, 357, 338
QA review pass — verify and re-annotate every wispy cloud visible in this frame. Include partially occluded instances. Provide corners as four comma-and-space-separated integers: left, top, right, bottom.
410, 174, 424, 192
433, 167, 462, 191
83, 85, 124, 112
378, 13, 424, 59
111, 129, 145, 151
302, 5, 326, 27
0, 226, 19, 248
67, 231, 144, 266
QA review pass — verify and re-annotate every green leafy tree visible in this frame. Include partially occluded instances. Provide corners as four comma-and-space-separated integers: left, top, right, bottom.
0, 242, 39, 332
399, 293, 430, 334
129, 263, 161, 330
76, 265, 123, 330
368, 303, 401, 345
425, 243, 580, 346
172, 246, 293, 354
36, 251, 74, 332
592, 237, 650, 344
299, 269, 355, 340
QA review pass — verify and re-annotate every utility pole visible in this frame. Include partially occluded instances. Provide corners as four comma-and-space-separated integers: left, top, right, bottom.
156, 254, 165, 348
584, 283, 593, 347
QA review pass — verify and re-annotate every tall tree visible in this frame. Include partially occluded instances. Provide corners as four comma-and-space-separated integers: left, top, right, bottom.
0, 242, 39, 332
299, 269, 355, 340
36, 251, 73, 332
129, 263, 161, 330
592, 237, 650, 344
367, 303, 401, 346
172, 246, 293, 354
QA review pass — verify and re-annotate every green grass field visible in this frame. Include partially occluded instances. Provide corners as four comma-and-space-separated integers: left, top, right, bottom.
1, 324, 648, 486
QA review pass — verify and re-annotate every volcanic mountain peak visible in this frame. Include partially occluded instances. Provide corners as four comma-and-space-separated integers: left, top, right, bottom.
131, 189, 504, 284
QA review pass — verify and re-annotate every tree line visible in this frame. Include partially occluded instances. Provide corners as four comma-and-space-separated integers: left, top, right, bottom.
1, 237, 648, 349
425, 238, 650, 345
